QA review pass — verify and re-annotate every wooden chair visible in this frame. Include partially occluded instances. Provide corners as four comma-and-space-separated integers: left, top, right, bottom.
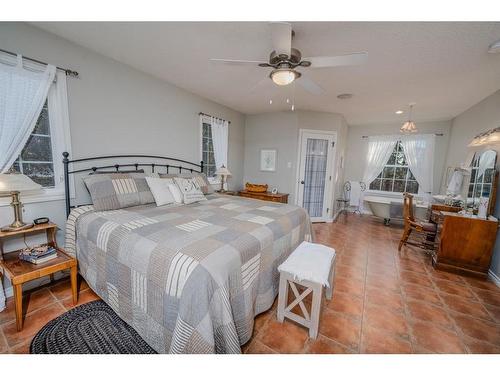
398, 193, 437, 251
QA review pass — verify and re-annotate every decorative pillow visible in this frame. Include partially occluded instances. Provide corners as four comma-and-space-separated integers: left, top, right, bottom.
160, 172, 214, 195
145, 177, 175, 206
161, 178, 184, 203
83, 173, 155, 211
174, 177, 207, 204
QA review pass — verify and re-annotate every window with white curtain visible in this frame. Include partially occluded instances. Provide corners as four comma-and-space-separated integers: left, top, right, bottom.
369, 141, 419, 194
7, 100, 55, 187
201, 121, 217, 178
0, 53, 71, 202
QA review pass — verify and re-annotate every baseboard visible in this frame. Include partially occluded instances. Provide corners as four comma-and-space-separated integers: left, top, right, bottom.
488, 269, 500, 288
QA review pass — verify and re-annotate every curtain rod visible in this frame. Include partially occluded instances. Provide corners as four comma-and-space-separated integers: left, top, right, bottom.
0, 48, 79, 78
199, 112, 231, 124
361, 133, 443, 139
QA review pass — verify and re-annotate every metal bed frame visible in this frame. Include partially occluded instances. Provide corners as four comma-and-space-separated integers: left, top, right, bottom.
62, 151, 204, 218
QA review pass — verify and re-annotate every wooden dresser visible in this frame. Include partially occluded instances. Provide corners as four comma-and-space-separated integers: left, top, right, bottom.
433, 211, 498, 278
238, 190, 289, 203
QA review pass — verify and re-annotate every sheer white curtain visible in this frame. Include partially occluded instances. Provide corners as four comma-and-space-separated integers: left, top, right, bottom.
362, 135, 399, 185
0, 56, 55, 311
0, 55, 56, 173
210, 116, 229, 169
400, 134, 435, 195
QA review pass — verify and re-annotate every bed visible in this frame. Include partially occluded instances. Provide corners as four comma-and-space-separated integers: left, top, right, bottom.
62, 153, 312, 353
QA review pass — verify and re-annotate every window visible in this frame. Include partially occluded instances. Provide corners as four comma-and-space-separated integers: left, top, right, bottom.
369, 141, 419, 194
201, 121, 216, 178
8, 100, 55, 187
468, 154, 495, 199
1, 68, 71, 203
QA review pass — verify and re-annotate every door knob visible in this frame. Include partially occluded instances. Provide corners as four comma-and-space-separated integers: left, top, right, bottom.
300, 180, 305, 184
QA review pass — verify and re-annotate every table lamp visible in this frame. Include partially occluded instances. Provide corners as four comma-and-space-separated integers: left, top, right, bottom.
0, 173, 41, 232
215, 165, 232, 193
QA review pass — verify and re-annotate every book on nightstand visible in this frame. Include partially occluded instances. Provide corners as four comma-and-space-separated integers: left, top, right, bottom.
18, 245, 58, 265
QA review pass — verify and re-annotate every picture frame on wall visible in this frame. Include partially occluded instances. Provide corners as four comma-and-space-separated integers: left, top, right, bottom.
260, 149, 277, 172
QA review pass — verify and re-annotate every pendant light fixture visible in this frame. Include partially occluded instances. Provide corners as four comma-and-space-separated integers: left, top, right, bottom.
400, 103, 418, 133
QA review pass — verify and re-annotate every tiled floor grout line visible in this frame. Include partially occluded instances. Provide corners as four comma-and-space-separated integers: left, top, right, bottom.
427, 265, 469, 353
357, 236, 370, 354
391, 231, 418, 353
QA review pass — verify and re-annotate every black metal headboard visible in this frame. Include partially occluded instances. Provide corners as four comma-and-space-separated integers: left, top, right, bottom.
62, 151, 204, 217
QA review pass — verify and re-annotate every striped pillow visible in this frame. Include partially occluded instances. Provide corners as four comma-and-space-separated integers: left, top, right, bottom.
83, 173, 155, 211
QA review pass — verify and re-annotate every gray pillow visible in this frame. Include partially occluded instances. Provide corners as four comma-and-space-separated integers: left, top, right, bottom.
83, 173, 155, 211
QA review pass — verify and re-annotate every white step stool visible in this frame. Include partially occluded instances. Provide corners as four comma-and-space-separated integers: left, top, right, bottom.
277, 241, 336, 339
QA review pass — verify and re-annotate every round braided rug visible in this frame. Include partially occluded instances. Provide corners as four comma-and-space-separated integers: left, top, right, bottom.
30, 300, 156, 354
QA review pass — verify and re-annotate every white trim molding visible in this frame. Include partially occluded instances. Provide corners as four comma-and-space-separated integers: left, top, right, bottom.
488, 269, 500, 288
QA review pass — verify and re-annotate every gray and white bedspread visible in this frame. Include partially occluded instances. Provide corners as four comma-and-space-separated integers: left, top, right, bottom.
65, 194, 312, 353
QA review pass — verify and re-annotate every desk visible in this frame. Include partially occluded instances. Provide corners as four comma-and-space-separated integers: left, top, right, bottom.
432, 211, 498, 278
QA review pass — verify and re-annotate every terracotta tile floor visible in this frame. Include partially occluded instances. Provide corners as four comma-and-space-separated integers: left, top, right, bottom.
1, 213, 499, 354
0, 277, 99, 354
243, 214, 500, 354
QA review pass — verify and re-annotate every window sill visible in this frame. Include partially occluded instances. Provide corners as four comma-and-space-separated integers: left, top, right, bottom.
0, 190, 65, 207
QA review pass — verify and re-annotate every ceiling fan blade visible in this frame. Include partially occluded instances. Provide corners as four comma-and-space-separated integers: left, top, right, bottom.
210, 58, 266, 65
270, 22, 292, 56
249, 78, 273, 93
297, 77, 325, 95
305, 52, 368, 68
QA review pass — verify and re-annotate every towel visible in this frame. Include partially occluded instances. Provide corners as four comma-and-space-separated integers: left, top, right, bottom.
446, 170, 463, 196
278, 241, 336, 287
349, 181, 362, 208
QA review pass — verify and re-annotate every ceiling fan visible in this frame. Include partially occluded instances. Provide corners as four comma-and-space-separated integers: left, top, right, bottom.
210, 22, 368, 95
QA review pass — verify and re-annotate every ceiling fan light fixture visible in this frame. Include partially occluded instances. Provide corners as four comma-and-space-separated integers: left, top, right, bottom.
270, 68, 300, 86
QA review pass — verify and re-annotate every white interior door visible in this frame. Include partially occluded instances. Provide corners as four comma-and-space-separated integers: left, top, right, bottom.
296, 130, 336, 222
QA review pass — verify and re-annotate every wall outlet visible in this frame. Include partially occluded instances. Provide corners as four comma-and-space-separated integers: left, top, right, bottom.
287, 162, 292, 168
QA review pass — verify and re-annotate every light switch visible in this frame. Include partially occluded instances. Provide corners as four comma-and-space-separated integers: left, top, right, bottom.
287, 162, 292, 168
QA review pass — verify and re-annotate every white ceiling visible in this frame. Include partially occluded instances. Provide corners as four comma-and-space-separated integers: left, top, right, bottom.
32, 22, 500, 125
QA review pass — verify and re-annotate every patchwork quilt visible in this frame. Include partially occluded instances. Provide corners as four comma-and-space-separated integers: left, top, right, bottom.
65, 194, 312, 353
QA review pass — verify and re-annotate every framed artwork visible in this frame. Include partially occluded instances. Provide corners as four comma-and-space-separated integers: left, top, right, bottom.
260, 149, 277, 172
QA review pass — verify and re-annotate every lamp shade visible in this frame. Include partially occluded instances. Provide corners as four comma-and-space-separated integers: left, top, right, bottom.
0, 173, 42, 193
215, 166, 232, 176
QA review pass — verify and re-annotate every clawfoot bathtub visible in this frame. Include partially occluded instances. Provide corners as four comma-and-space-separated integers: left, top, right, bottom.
363, 195, 428, 225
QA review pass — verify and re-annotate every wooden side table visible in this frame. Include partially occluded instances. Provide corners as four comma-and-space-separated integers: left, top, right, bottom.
0, 222, 78, 331
238, 190, 289, 203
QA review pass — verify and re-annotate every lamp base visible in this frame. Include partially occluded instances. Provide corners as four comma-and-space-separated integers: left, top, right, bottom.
0, 191, 33, 232
1, 222, 34, 232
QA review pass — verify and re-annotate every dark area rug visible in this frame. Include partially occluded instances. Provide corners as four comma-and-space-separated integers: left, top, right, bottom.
30, 300, 157, 354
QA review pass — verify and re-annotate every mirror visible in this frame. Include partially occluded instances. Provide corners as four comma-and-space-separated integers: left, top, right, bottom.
467, 150, 498, 215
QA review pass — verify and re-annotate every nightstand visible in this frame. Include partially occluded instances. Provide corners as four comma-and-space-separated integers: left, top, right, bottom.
0, 222, 78, 331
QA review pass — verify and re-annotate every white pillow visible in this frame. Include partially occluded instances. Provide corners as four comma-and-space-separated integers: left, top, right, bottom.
145, 177, 175, 206
162, 179, 183, 203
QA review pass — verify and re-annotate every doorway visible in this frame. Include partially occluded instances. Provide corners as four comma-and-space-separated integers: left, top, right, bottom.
296, 129, 336, 222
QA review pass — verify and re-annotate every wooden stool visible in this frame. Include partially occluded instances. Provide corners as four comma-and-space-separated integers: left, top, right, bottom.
277, 242, 336, 339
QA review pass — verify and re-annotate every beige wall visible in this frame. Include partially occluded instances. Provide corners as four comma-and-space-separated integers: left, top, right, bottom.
444, 90, 500, 279
243, 110, 348, 216
0, 22, 246, 293
344, 120, 453, 195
